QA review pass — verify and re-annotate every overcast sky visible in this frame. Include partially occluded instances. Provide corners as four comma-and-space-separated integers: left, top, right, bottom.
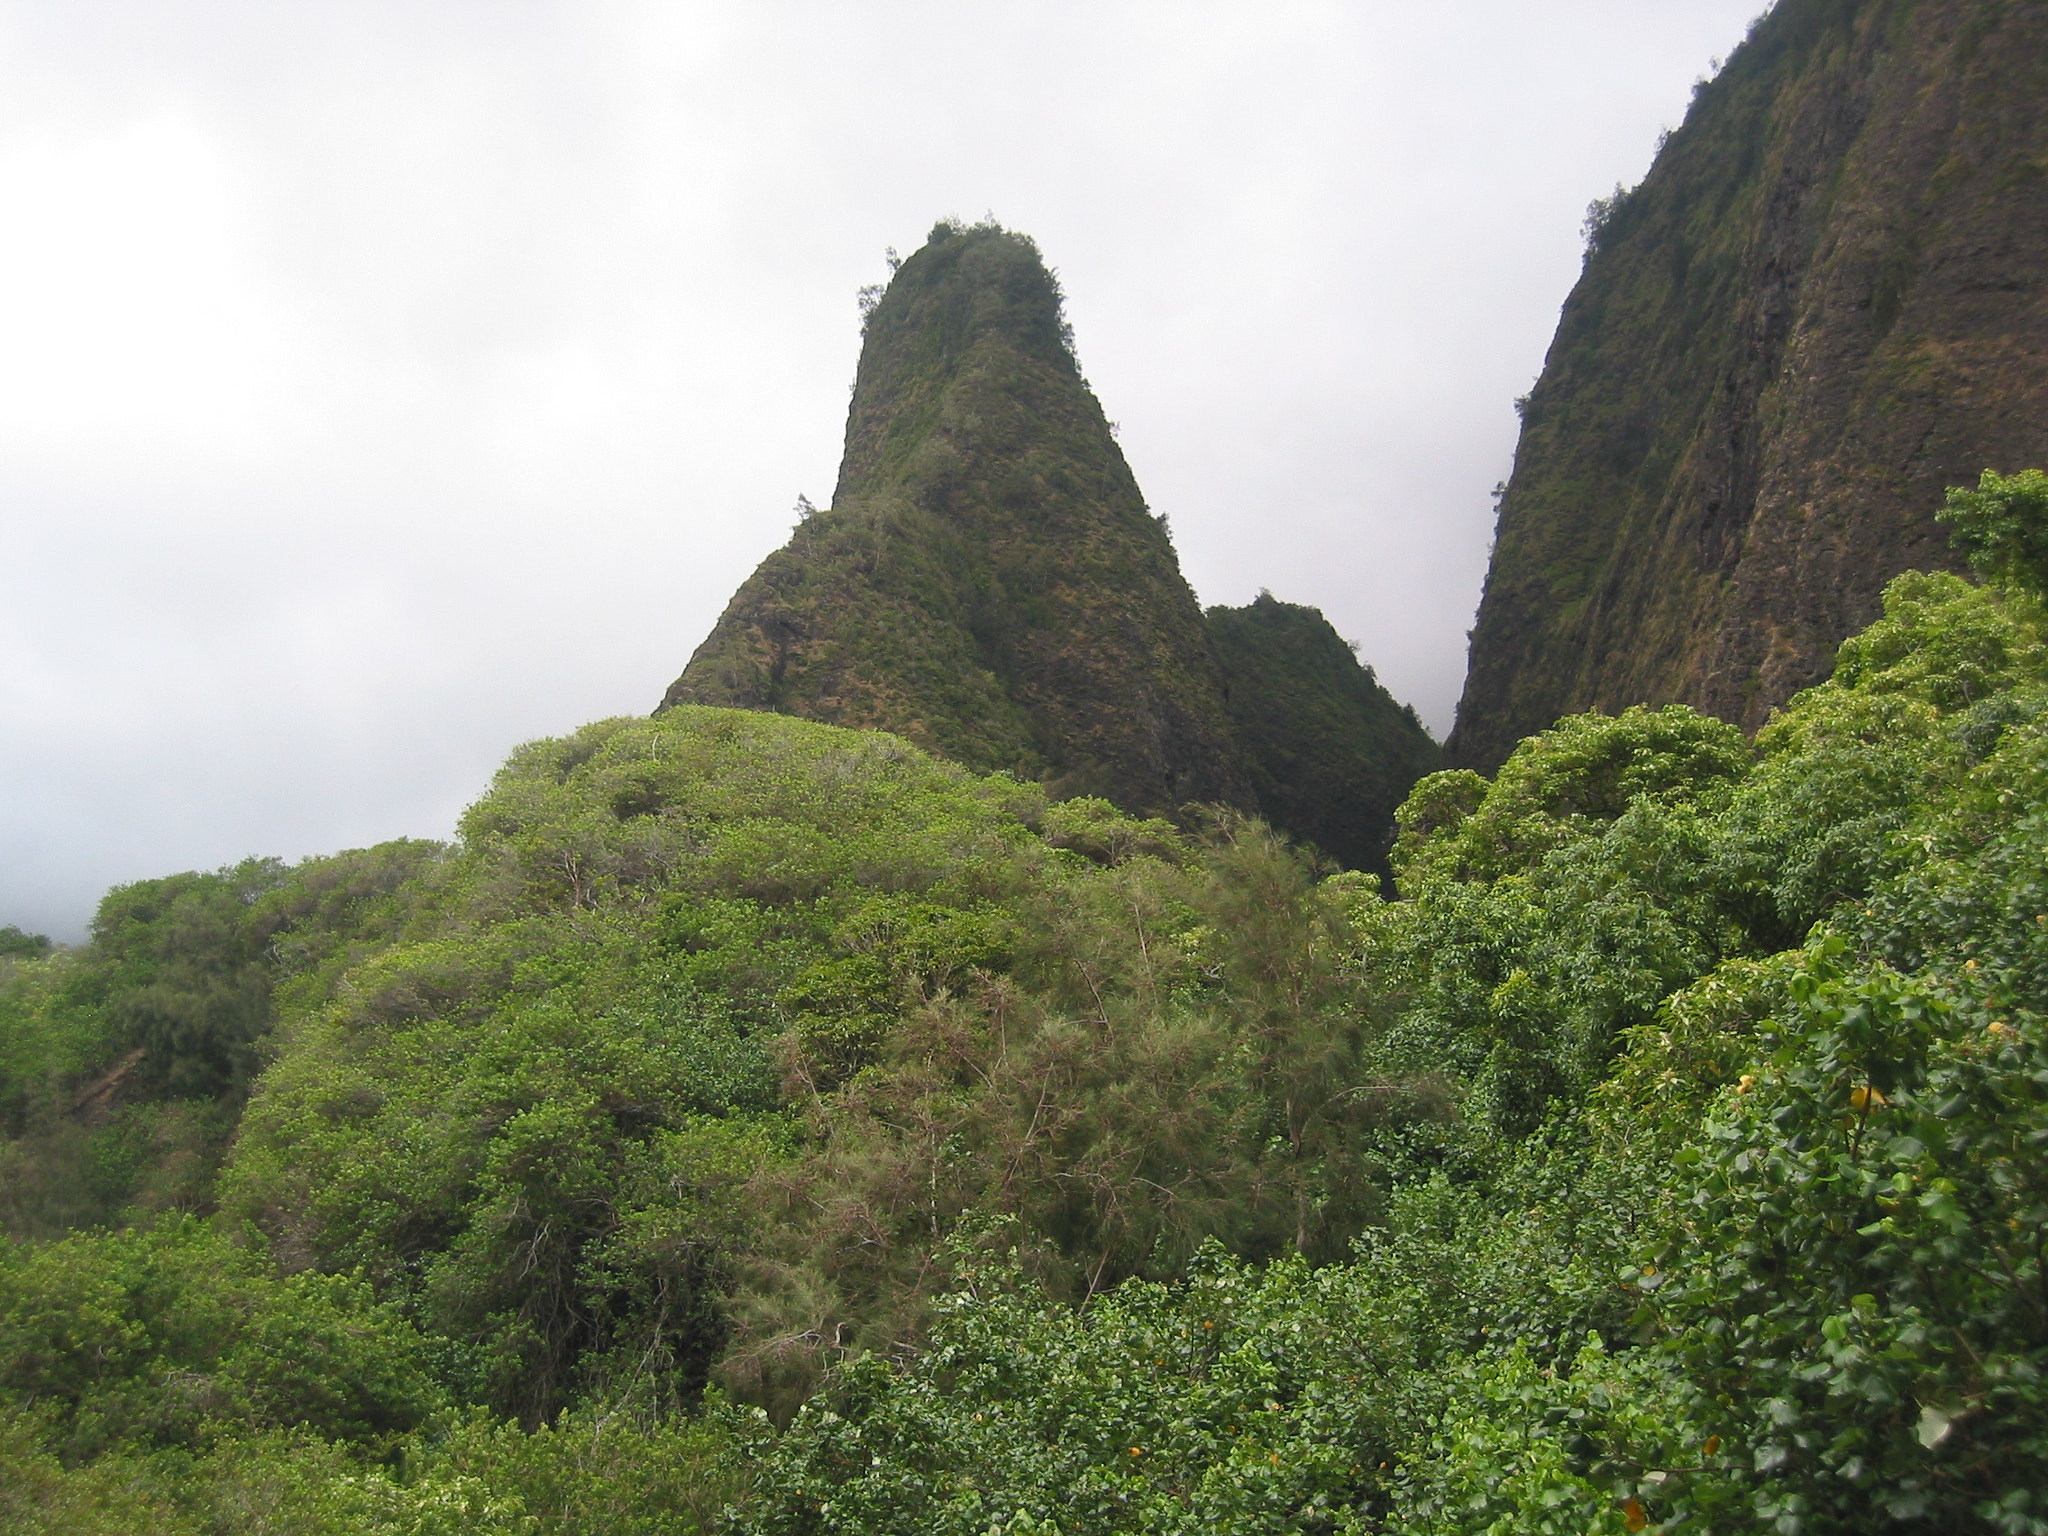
0, 0, 1766, 939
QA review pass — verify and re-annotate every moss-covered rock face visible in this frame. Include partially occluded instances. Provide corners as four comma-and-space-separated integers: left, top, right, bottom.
1449, 0, 2048, 771
663, 222, 1251, 817
1206, 594, 1441, 877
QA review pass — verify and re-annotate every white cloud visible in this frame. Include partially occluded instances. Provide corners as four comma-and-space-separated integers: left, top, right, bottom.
0, 111, 297, 474
0, 0, 1765, 938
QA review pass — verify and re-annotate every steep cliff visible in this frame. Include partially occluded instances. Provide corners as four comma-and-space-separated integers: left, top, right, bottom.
1448, 0, 2048, 771
663, 222, 1250, 816
1206, 594, 1441, 876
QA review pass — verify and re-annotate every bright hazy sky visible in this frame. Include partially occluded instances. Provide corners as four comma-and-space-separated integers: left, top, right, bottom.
0, 0, 1766, 939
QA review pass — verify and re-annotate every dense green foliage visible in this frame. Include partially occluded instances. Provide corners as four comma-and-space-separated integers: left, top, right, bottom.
723, 560, 2048, 1534
1943, 468, 2048, 597
0, 928, 49, 962
0, 1218, 443, 1462
0, 842, 448, 1237
204, 710, 1421, 1428
7, 506, 2048, 1526
1206, 593, 1441, 879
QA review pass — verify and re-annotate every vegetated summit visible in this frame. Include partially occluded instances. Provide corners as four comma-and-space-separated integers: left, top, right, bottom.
1449, 0, 2048, 771
664, 219, 1439, 871
1206, 591, 1442, 875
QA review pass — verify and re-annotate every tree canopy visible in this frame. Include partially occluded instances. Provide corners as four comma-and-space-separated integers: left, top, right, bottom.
4, 498, 2048, 1531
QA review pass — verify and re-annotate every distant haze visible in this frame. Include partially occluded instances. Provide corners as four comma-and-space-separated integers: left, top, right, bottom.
0, 0, 1765, 940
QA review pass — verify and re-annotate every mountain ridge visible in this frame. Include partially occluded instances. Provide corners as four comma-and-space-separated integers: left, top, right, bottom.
1448, 0, 2048, 769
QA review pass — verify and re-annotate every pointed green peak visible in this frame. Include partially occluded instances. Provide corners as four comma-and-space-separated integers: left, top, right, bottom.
663, 222, 1251, 817
835, 222, 1080, 504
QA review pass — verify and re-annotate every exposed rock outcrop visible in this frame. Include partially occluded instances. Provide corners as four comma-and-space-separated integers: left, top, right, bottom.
1449, 0, 2048, 770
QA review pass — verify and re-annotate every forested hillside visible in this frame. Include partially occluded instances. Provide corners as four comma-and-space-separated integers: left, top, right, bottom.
1450, 0, 2048, 771
3, 474, 2046, 1531
1206, 594, 1441, 880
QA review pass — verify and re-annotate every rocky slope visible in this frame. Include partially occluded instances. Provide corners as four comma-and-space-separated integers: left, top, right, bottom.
663, 222, 1251, 816
1448, 0, 2048, 771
